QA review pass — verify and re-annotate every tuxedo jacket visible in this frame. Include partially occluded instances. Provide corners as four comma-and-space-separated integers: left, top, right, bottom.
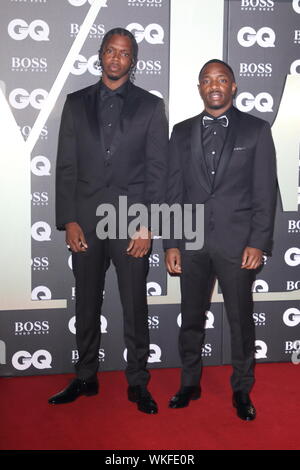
164, 106, 277, 257
56, 81, 168, 233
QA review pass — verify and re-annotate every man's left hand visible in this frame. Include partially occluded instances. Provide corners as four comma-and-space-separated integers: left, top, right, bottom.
126, 226, 152, 258
241, 246, 263, 269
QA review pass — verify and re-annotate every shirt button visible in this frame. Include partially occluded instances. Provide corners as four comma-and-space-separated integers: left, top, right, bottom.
212, 151, 216, 155
106, 149, 111, 154
213, 131, 217, 135
108, 123, 112, 127
211, 171, 215, 175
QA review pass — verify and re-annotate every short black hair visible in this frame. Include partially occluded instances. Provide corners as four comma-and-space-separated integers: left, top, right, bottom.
198, 59, 236, 82
98, 27, 138, 68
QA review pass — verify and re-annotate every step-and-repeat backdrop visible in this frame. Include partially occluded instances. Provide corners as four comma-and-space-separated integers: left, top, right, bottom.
0, 0, 299, 377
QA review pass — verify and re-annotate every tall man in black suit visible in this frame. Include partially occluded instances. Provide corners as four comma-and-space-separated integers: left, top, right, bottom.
49, 28, 168, 414
164, 60, 277, 420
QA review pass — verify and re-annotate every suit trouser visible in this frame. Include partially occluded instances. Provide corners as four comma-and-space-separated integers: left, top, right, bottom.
179, 242, 256, 393
72, 230, 150, 387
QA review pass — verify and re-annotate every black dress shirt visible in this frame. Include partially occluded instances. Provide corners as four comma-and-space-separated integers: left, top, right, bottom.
202, 107, 232, 185
99, 80, 129, 154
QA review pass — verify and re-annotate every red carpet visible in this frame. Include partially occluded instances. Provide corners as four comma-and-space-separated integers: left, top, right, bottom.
0, 363, 299, 450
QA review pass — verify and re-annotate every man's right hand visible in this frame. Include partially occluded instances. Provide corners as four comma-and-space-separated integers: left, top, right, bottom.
165, 248, 182, 274
65, 222, 88, 252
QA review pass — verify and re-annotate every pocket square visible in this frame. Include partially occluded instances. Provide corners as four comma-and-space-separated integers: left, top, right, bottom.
233, 146, 246, 151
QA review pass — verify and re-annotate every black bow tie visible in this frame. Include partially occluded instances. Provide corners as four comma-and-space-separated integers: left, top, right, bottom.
202, 115, 229, 128
100, 87, 124, 101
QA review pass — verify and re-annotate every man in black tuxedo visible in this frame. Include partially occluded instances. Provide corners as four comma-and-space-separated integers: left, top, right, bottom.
164, 59, 277, 420
49, 28, 168, 414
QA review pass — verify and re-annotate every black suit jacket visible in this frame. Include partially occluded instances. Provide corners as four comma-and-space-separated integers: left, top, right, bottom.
164, 107, 277, 257
56, 81, 168, 233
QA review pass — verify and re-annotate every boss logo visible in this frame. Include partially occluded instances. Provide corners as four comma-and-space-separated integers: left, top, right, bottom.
72, 349, 105, 363
31, 221, 51, 241
148, 315, 159, 329
31, 256, 49, 270
128, 0, 163, 7
31, 155, 51, 176
239, 63, 272, 77
71, 54, 99, 76
15, 321, 49, 335
148, 253, 160, 266
236, 92, 273, 113
294, 31, 300, 44
240, 0, 274, 10
283, 308, 300, 327
285, 340, 300, 354
22, 126, 48, 140
9, 88, 48, 110
70, 23, 105, 39
31, 191, 49, 206
284, 247, 300, 266
136, 60, 162, 75
11, 57, 47, 72
253, 312, 266, 326
290, 59, 300, 75
12, 350, 52, 370
293, 0, 300, 14
286, 281, 300, 291
201, 344, 212, 357
8, 19, 49, 41
255, 340, 268, 359
237, 26, 275, 48
126, 23, 164, 44
288, 220, 300, 233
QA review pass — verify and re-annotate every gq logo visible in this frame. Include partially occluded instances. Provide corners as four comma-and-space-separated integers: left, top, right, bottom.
8, 19, 50, 41
236, 92, 273, 113
293, 0, 300, 13
31, 156, 51, 176
12, 350, 52, 370
68, 315, 108, 334
126, 23, 164, 44
284, 247, 300, 266
68, 0, 96, 5
31, 286, 52, 300
252, 280, 269, 292
147, 282, 162, 296
255, 340, 268, 359
71, 54, 99, 76
31, 221, 51, 241
290, 60, 300, 75
283, 308, 300, 327
237, 27, 275, 48
123, 344, 161, 363
9, 88, 48, 110
177, 311, 214, 329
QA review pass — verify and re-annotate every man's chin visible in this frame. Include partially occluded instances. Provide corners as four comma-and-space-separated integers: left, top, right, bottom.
107, 74, 121, 81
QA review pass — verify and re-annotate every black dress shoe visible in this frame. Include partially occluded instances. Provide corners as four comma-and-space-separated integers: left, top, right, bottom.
48, 378, 98, 405
169, 386, 201, 409
128, 385, 158, 414
232, 391, 256, 421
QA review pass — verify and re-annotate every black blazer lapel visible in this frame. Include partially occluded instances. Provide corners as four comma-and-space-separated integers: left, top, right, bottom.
190, 113, 211, 194
110, 82, 142, 156
213, 107, 239, 191
84, 82, 106, 153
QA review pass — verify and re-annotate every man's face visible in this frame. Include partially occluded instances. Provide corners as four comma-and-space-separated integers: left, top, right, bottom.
101, 34, 134, 85
198, 62, 237, 115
